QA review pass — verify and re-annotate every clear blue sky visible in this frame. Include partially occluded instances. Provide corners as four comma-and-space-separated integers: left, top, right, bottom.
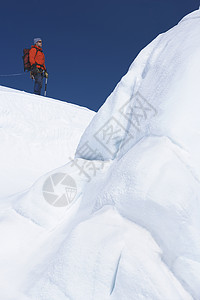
0, 0, 199, 111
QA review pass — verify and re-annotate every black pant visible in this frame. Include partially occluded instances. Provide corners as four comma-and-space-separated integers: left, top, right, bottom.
34, 72, 43, 95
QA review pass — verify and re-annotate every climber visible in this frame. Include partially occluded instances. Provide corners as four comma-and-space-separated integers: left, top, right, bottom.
29, 38, 48, 95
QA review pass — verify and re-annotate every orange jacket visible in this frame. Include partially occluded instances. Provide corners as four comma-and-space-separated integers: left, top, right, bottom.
29, 45, 46, 71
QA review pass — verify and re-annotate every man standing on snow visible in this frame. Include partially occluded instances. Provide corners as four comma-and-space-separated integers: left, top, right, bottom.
29, 38, 48, 95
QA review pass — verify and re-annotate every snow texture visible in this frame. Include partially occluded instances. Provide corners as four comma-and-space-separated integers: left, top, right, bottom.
1, 9, 200, 300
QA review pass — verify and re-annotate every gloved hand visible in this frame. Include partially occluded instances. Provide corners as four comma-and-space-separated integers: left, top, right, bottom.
44, 71, 48, 78
30, 71, 34, 79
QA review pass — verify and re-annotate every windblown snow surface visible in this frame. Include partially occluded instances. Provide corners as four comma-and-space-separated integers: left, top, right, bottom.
1, 9, 200, 300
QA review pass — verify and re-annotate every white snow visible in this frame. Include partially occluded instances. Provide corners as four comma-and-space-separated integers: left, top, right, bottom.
1, 9, 200, 300
0, 87, 95, 198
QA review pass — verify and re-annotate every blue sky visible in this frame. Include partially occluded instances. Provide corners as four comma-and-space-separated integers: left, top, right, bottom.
0, 0, 199, 111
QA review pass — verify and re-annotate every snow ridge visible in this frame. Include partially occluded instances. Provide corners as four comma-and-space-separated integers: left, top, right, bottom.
1, 9, 200, 300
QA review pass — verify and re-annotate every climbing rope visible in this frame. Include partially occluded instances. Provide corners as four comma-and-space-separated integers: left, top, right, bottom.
0, 72, 27, 77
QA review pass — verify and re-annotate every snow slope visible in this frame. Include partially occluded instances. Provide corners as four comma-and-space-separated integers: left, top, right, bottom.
0, 86, 95, 198
1, 8, 200, 300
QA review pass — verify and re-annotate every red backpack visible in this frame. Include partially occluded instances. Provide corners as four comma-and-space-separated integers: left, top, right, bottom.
22, 48, 39, 72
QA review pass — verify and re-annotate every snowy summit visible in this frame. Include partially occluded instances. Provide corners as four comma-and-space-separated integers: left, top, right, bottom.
1, 9, 200, 300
